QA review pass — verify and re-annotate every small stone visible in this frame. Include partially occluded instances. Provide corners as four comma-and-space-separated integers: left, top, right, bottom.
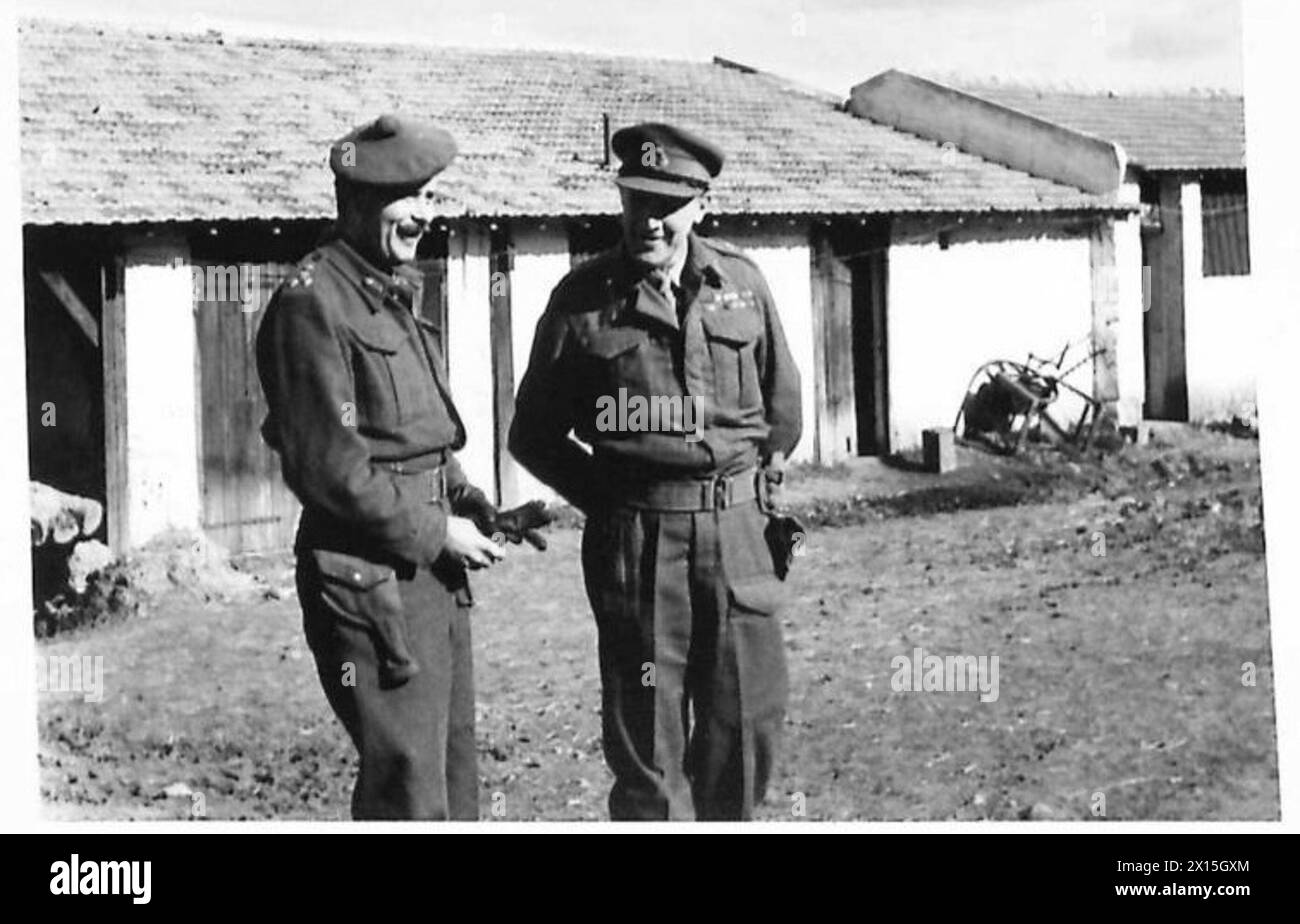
1029, 802, 1061, 820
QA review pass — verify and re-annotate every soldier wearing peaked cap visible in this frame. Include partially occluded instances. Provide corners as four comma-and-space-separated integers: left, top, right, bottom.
256, 114, 546, 820
510, 122, 804, 820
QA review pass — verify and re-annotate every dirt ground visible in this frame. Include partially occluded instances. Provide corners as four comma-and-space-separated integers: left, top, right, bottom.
36, 428, 1278, 821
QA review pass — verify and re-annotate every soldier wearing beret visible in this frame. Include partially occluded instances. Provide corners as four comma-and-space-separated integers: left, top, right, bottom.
257, 115, 515, 820
509, 122, 803, 820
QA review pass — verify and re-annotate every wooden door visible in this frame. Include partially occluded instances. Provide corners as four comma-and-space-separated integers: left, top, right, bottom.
196, 263, 300, 554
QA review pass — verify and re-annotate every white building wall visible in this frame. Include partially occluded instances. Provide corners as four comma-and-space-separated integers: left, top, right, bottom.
123, 237, 201, 546
888, 234, 1094, 451
445, 224, 496, 494
506, 225, 572, 506
1181, 181, 1258, 421
709, 225, 816, 464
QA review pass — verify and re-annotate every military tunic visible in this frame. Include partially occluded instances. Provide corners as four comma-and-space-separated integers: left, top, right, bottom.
509, 232, 802, 820
256, 237, 484, 820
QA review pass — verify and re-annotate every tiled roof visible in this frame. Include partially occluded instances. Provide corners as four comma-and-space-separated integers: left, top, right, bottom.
19, 19, 1123, 226
955, 82, 1245, 171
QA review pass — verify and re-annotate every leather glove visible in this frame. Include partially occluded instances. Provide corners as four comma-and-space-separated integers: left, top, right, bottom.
490, 500, 556, 551
455, 490, 500, 539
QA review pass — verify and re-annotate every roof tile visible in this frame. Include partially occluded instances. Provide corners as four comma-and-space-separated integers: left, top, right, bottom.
20, 19, 1121, 225
956, 82, 1245, 171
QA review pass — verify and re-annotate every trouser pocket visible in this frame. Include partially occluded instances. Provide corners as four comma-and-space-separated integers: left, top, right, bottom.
308, 548, 419, 688
716, 504, 791, 727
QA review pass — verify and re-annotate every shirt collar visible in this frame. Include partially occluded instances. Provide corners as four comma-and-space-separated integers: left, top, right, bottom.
614, 233, 724, 331
617, 233, 722, 291
662, 242, 689, 288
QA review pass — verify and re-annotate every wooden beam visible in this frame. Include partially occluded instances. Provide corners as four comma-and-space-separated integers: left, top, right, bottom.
808, 230, 829, 464
1142, 177, 1188, 420
489, 226, 518, 507
1089, 219, 1121, 437
39, 269, 99, 348
100, 258, 129, 553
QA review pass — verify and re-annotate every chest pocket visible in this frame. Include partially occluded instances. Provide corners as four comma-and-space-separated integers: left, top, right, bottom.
348, 317, 434, 428
579, 326, 658, 397
700, 306, 763, 410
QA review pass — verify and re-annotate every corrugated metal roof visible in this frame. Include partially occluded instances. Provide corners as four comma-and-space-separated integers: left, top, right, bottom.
19, 19, 1123, 226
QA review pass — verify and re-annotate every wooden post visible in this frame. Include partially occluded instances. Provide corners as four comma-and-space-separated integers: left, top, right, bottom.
1089, 218, 1121, 438
809, 224, 858, 463
100, 256, 129, 555
489, 226, 517, 507
1143, 176, 1189, 420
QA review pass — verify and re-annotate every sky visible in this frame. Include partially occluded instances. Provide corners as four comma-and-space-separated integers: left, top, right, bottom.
18, 0, 1244, 94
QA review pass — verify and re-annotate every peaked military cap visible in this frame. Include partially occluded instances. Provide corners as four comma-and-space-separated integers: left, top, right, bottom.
611, 122, 724, 199
329, 114, 458, 186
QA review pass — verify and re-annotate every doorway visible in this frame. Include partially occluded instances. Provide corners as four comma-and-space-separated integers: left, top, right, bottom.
850, 245, 889, 456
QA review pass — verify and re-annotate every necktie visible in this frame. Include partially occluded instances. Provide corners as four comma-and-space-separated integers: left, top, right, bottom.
649, 268, 672, 300
651, 269, 691, 324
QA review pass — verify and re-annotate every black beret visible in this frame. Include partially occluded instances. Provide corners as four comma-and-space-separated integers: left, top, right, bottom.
611, 122, 724, 199
329, 114, 458, 186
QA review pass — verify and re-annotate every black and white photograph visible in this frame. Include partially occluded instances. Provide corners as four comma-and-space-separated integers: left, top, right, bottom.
1, 0, 1296, 843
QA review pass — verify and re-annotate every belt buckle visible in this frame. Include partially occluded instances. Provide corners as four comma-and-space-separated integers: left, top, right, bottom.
712, 473, 730, 510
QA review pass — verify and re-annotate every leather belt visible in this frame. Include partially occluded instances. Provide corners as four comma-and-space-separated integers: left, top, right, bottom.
617, 468, 760, 512
384, 463, 447, 502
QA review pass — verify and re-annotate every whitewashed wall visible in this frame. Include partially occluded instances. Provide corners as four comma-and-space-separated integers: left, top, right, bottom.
888, 234, 1094, 451
1181, 182, 1258, 421
505, 225, 572, 506
708, 224, 816, 464
123, 237, 201, 546
445, 224, 496, 495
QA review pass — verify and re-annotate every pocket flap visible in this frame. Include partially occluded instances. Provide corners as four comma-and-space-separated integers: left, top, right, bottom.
728, 575, 787, 617
311, 548, 394, 591
701, 307, 761, 345
582, 327, 646, 358
348, 318, 404, 355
